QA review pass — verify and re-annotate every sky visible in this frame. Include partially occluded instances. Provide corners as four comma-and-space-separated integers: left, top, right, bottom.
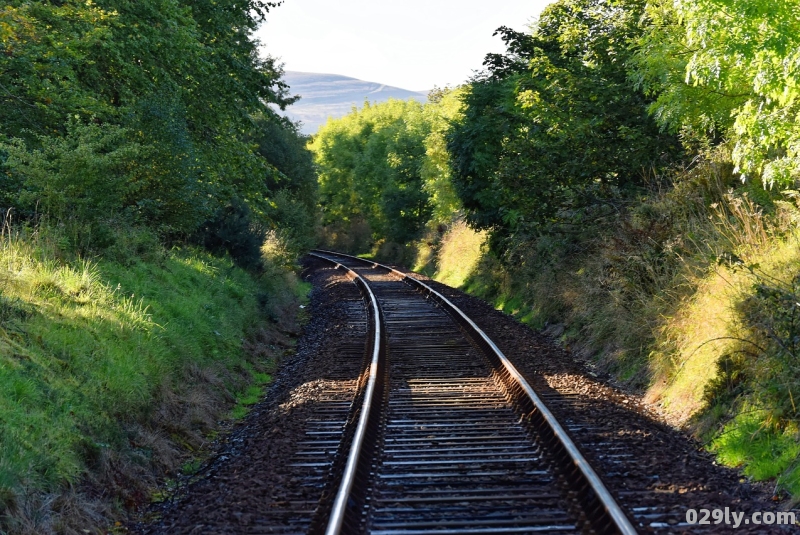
255, 0, 552, 91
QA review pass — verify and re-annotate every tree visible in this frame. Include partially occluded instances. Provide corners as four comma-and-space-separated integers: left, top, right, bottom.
633, 0, 800, 187
311, 99, 434, 245
421, 87, 465, 224
0, 2, 116, 140
1, 0, 307, 238
448, 0, 682, 239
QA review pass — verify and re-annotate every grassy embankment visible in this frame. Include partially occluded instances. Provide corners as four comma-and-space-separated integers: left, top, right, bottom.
394, 152, 800, 499
0, 223, 306, 534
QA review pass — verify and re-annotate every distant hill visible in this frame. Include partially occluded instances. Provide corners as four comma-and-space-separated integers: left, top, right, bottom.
280, 71, 429, 135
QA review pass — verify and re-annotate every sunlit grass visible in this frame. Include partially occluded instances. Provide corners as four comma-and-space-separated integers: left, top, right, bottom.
0, 225, 271, 511
433, 221, 486, 288
645, 267, 746, 421
712, 411, 800, 495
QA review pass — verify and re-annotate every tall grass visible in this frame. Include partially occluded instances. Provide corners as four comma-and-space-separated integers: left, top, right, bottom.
430, 221, 487, 288
0, 223, 297, 533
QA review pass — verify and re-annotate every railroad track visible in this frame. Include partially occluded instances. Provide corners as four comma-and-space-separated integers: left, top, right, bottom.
307, 250, 637, 535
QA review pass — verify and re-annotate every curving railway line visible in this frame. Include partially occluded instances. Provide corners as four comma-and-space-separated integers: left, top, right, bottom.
140, 249, 787, 535
306, 250, 637, 535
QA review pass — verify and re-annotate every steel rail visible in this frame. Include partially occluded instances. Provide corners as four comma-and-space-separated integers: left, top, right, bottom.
308, 253, 384, 535
311, 249, 638, 535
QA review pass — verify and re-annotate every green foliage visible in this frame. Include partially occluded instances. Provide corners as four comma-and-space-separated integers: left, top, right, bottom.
311, 99, 435, 247
252, 116, 319, 254
310, 89, 464, 250
742, 274, 800, 410
448, 0, 682, 239
712, 412, 800, 496
0, 1, 116, 139
421, 88, 465, 223
126, 92, 211, 233
0, 0, 314, 242
195, 198, 267, 272
629, 1, 740, 146
633, 0, 800, 187
3, 119, 139, 221
267, 189, 318, 255
254, 116, 317, 208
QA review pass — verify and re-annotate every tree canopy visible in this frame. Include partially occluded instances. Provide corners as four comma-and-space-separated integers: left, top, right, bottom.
632, 0, 800, 187
310, 92, 463, 247
447, 0, 682, 239
0, 0, 314, 243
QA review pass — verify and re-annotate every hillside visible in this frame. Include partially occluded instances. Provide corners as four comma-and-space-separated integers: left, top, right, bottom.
281, 71, 429, 134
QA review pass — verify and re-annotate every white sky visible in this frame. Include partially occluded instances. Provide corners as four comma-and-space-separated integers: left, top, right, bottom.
256, 0, 552, 91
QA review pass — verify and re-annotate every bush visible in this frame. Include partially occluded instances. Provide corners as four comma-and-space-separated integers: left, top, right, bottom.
317, 218, 374, 255
1, 120, 140, 223
195, 198, 266, 272
268, 189, 317, 256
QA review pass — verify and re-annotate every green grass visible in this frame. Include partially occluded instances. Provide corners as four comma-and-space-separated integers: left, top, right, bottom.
229, 369, 273, 419
0, 225, 283, 524
712, 412, 800, 496
180, 459, 203, 476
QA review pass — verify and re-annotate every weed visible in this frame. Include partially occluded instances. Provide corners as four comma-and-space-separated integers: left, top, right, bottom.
230, 405, 249, 420
180, 459, 202, 476
712, 412, 800, 496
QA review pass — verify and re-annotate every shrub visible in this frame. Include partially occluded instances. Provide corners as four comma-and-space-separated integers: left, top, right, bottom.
1, 120, 140, 222
195, 198, 266, 272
